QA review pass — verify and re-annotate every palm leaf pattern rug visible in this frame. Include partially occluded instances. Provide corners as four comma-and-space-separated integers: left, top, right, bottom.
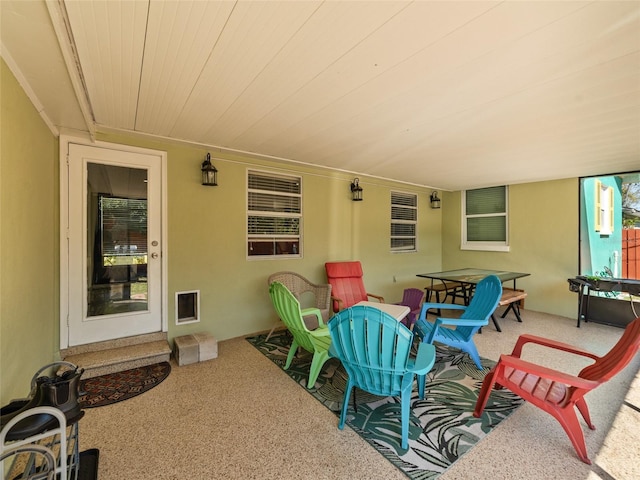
246, 331, 522, 479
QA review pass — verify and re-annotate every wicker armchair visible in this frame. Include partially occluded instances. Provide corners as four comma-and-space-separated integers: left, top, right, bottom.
266, 272, 332, 340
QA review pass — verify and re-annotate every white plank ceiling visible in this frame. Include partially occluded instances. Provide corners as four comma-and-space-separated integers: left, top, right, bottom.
2, 0, 639, 191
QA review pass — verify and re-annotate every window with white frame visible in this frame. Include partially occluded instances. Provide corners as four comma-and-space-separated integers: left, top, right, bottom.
247, 170, 302, 258
595, 180, 614, 235
462, 186, 509, 251
391, 191, 417, 252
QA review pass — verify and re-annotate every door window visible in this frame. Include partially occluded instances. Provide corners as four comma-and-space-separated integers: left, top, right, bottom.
87, 162, 149, 316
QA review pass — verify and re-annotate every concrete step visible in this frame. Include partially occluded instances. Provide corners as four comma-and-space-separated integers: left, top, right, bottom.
61, 333, 172, 379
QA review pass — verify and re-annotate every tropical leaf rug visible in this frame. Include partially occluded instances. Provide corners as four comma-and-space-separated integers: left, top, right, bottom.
246, 331, 522, 479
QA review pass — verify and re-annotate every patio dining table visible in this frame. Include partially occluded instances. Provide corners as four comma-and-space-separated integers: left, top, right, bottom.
416, 268, 530, 290
416, 268, 531, 331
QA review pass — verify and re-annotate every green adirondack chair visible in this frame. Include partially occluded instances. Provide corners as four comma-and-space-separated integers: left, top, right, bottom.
268, 281, 332, 389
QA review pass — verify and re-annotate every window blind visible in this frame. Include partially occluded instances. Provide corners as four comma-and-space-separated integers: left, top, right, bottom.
100, 196, 148, 256
465, 186, 506, 215
391, 192, 417, 252
463, 186, 508, 246
247, 170, 302, 258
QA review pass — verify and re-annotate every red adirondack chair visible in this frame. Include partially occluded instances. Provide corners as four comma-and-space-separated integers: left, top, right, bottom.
473, 317, 640, 464
325, 261, 384, 312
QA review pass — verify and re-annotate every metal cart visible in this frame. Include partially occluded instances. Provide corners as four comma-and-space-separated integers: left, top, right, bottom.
0, 362, 84, 480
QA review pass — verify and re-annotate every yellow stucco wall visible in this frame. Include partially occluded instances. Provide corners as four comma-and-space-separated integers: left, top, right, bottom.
94, 132, 443, 344
441, 179, 579, 319
1, 59, 59, 404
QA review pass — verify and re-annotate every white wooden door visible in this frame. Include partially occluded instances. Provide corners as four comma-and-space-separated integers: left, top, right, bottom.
66, 143, 163, 346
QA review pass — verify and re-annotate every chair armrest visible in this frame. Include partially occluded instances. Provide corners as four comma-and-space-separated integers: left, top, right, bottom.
418, 302, 466, 321
497, 354, 600, 390
511, 334, 600, 361
411, 343, 436, 375
367, 293, 385, 303
422, 302, 467, 311
308, 324, 330, 338
330, 295, 345, 312
301, 308, 325, 328
421, 316, 486, 344
434, 317, 488, 328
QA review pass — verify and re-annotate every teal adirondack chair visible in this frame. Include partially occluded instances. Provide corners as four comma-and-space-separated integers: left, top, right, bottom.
413, 274, 502, 369
328, 305, 436, 450
268, 281, 332, 389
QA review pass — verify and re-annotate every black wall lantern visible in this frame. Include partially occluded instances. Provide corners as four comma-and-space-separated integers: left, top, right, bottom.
430, 191, 441, 209
201, 153, 218, 186
350, 178, 363, 201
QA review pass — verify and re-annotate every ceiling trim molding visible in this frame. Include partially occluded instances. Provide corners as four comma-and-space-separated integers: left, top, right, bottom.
1, 44, 59, 137
96, 124, 441, 191
45, 0, 96, 141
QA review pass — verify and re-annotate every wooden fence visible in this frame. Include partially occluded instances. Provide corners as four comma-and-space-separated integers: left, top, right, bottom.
622, 229, 640, 279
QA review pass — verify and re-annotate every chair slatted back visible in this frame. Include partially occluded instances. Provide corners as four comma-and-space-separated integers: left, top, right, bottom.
455, 275, 503, 339
397, 288, 425, 327
325, 261, 369, 311
579, 317, 640, 383
268, 282, 315, 353
400, 288, 424, 311
329, 306, 414, 396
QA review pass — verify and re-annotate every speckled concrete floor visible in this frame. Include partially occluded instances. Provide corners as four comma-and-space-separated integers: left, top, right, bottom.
78, 308, 640, 479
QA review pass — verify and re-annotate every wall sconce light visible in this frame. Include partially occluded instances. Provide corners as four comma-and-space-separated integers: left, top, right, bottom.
201, 153, 218, 186
430, 191, 441, 209
350, 178, 363, 201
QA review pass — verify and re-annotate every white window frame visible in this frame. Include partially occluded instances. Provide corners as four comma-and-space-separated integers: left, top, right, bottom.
390, 191, 417, 253
247, 169, 302, 259
461, 186, 510, 252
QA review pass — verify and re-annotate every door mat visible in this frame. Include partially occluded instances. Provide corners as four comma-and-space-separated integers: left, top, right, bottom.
79, 362, 171, 408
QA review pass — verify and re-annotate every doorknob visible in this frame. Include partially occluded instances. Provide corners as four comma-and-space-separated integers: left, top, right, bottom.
151, 252, 159, 259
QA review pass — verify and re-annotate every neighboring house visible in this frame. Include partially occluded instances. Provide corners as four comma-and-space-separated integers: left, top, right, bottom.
580, 175, 624, 278
580, 175, 640, 281
576, 175, 640, 328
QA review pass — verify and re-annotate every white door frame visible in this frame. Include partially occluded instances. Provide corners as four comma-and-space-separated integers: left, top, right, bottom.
59, 135, 168, 349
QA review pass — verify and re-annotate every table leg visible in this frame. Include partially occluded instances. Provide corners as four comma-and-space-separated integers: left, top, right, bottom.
584, 287, 591, 324
576, 284, 583, 328
490, 314, 502, 332
501, 303, 523, 322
